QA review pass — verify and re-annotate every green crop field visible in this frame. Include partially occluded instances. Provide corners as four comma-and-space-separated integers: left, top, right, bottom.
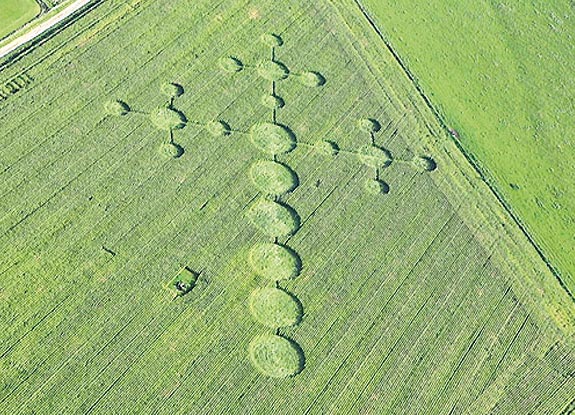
361, 0, 575, 296
0, 0, 573, 413
0, 0, 41, 40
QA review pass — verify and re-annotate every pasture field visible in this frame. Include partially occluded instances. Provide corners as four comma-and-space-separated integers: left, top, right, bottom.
361, 0, 575, 295
0, 0, 41, 40
0, 0, 573, 413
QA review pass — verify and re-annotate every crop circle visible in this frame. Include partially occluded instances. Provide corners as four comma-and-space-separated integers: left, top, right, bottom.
219, 56, 243, 72
249, 287, 302, 328
357, 145, 392, 168
104, 100, 130, 116
314, 140, 339, 156
248, 334, 304, 378
250, 123, 296, 155
260, 33, 283, 47
249, 160, 298, 196
364, 179, 389, 194
414, 156, 437, 172
248, 199, 300, 237
150, 107, 187, 130
261, 94, 284, 109
358, 118, 381, 133
161, 82, 184, 98
257, 60, 289, 81
206, 120, 231, 137
249, 243, 301, 280
160, 142, 184, 159
296, 71, 326, 87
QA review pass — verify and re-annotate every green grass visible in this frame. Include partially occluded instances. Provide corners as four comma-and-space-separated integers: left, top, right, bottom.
0, 0, 41, 40
0, 0, 573, 413
361, 0, 575, 294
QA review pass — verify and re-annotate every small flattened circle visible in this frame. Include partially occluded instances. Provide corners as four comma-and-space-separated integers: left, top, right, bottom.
160, 142, 184, 159
296, 71, 326, 87
261, 94, 285, 109
414, 156, 437, 172
358, 118, 381, 133
260, 33, 284, 47
219, 56, 244, 73
314, 140, 339, 156
206, 120, 231, 137
161, 82, 184, 98
364, 178, 389, 195
104, 100, 130, 116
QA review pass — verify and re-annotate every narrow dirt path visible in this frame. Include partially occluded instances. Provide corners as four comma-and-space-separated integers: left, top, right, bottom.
0, 0, 93, 60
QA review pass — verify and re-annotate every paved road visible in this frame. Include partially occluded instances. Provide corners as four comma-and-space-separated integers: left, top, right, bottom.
0, 0, 93, 60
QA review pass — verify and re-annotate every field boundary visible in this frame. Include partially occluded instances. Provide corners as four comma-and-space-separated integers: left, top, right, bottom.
0, 0, 100, 70
353, 0, 573, 303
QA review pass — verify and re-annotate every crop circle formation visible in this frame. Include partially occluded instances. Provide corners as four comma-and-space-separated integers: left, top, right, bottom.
105, 100, 130, 116
296, 71, 326, 87
150, 107, 187, 131
364, 178, 389, 195
260, 33, 283, 47
249, 160, 298, 196
358, 118, 381, 133
248, 287, 302, 328
219, 56, 243, 72
261, 94, 285, 109
314, 140, 340, 156
250, 123, 296, 155
414, 156, 437, 172
248, 334, 304, 378
160, 142, 184, 159
257, 60, 290, 81
248, 243, 301, 281
248, 199, 300, 237
206, 120, 231, 137
358, 145, 393, 168
161, 82, 184, 98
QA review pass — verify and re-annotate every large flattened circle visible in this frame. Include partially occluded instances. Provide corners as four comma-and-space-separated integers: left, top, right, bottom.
248, 334, 304, 378
249, 243, 301, 280
248, 287, 302, 328
250, 123, 296, 155
247, 199, 300, 237
257, 60, 289, 81
150, 107, 186, 131
357, 145, 392, 168
249, 160, 298, 196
